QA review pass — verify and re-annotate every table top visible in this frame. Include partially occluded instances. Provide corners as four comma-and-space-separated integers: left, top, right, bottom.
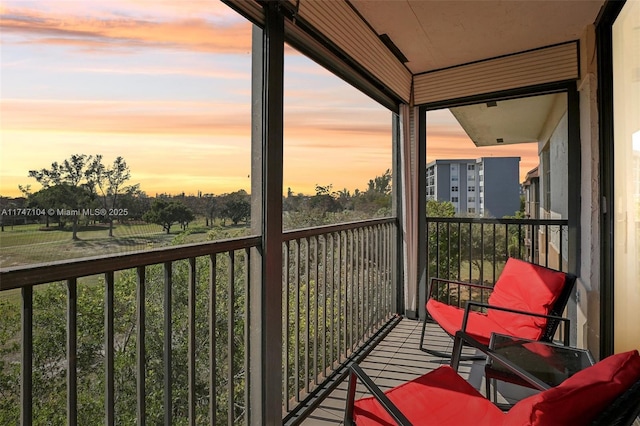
488, 333, 595, 389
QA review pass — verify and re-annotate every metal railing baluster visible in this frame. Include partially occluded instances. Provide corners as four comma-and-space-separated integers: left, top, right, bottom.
304, 237, 310, 394
163, 262, 172, 426
283, 242, 290, 409
105, 271, 115, 426
294, 241, 300, 402
313, 237, 319, 385
136, 267, 146, 426
188, 258, 196, 426
67, 278, 77, 426
227, 251, 235, 424
243, 248, 250, 424
209, 255, 217, 426
21, 286, 33, 426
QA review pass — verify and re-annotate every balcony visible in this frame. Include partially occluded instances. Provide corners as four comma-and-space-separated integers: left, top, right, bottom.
0, 217, 567, 425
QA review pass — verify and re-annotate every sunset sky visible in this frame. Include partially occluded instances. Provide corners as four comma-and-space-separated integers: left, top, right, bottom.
0, 0, 537, 199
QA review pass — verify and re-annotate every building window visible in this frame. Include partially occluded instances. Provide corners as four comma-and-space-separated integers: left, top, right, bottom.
468, 174, 475, 181
468, 186, 475, 192
468, 207, 476, 214
451, 186, 458, 192
468, 196, 475, 203
468, 164, 475, 171
451, 196, 459, 202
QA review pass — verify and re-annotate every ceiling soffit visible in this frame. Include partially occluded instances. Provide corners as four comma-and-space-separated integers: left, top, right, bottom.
349, 0, 605, 75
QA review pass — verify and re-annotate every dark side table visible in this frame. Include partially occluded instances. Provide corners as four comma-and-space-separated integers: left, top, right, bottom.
485, 333, 595, 401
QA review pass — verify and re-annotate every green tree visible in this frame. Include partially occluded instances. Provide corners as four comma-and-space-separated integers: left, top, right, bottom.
87, 155, 137, 237
27, 154, 95, 240
426, 199, 455, 217
366, 168, 392, 195
143, 199, 195, 234
425, 200, 457, 282
221, 190, 250, 225
118, 189, 150, 221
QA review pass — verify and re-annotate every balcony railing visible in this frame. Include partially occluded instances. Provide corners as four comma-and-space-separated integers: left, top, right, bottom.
0, 216, 569, 424
424, 217, 569, 335
0, 218, 399, 425
0, 236, 261, 425
281, 218, 398, 423
426, 217, 569, 285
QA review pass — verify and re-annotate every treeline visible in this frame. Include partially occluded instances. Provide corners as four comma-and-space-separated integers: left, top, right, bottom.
0, 152, 393, 235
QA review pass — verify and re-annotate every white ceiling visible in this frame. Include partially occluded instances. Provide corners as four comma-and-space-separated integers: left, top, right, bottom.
449, 93, 566, 146
349, 0, 605, 75
347, 1, 603, 147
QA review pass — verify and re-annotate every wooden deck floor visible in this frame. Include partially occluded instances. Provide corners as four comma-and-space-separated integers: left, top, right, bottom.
300, 318, 535, 425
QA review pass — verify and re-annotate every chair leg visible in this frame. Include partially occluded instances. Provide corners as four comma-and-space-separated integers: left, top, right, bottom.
485, 375, 492, 402
451, 333, 464, 371
344, 368, 357, 426
419, 315, 428, 351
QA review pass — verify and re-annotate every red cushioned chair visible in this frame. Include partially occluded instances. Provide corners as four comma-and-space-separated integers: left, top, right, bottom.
419, 258, 576, 359
344, 350, 640, 426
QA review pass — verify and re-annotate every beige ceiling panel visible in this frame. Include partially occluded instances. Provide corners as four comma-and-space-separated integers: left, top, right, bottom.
413, 42, 579, 105
297, 0, 412, 102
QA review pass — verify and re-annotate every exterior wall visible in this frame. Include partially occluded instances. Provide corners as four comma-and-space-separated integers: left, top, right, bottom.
435, 162, 451, 202
427, 157, 519, 217
480, 157, 521, 218
550, 113, 569, 222
547, 113, 570, 272
537, 99, 570, 273
577, 24, 600, 357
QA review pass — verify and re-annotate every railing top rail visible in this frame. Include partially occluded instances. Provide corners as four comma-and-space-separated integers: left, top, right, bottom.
0, 235, 261, 291
425, 217, 568, 226
283, 217, 396, 242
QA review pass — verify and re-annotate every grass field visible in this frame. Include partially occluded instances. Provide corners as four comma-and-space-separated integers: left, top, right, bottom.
0, 219, 244, 268
0, 218, 251, 303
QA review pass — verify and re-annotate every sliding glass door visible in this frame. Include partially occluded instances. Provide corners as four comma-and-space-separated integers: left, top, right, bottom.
613, 0, 640, 353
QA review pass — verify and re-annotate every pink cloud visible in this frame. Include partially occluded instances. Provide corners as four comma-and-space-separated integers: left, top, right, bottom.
0, 7, 252, 54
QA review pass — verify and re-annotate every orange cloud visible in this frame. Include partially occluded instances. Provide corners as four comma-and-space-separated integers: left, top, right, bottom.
1, 99, 251, 135
0, 6, 251, 54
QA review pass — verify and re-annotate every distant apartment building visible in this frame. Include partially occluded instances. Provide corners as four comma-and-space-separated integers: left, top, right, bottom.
426, 157, 520, 218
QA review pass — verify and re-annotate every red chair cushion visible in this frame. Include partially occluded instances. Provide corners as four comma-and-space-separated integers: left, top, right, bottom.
353, 366, 504, 426
487, 258, 566, 340
426, 299, 511, 345
504, 349, 640, 425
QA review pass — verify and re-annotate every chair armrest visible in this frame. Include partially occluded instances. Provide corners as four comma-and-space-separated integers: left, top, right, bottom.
428, 277, 494, 299
344, 363, 412, 426
462, 301, 571, 345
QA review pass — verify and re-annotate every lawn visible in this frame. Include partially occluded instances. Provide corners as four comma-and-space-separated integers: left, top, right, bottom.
0, 219, 226, 268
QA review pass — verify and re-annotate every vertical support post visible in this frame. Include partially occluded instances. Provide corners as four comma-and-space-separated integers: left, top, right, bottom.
567, 83, 581, 347
249, 3, 284, 423
596, 1, 623, 359
417, 107, 428, 319
568, 83, 581, 275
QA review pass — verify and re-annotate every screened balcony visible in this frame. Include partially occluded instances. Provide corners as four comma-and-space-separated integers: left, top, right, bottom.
1, 0, 636, 424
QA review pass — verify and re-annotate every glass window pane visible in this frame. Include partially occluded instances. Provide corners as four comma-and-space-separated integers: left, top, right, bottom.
612, 0, 640, 353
